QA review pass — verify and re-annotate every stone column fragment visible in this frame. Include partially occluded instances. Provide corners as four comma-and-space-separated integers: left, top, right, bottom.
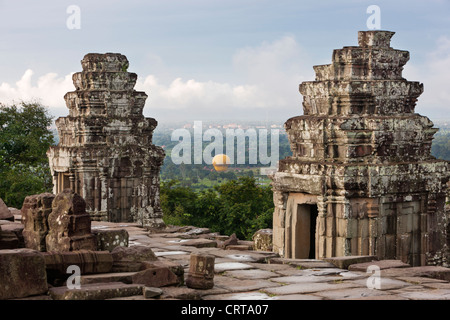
45, 189, 97, 252
186, 253, 215, 289
21, 193, 55, 251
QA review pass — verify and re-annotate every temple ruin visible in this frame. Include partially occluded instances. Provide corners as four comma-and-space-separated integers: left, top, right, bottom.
47, 53, 165, 228
270, 31, 449, 266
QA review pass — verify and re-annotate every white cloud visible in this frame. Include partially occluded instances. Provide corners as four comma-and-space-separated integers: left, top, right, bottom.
137, 35, 312, 120
0, 35, 312, 121
0, 69, 73, 117
403, 36, 450, 119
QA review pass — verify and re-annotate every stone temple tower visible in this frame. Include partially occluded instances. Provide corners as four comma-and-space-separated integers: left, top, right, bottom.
47, 53, 165, 228
270, 31, 449, 266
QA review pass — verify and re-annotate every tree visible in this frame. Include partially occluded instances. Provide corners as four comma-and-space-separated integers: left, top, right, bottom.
212, 176, 273, 239
0, 101, 55, 208
160, 176, 274, 240
431, 133, 450, 161
160, 179, 197, 226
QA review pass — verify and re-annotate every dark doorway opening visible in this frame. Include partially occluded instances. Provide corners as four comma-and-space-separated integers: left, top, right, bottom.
294, 204, 319, 259
308, 204, 318, 259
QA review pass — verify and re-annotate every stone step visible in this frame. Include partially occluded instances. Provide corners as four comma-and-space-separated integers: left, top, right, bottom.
49, 282, 144, 300
0, 249, 48, 300
180, 238, 218, 248
348, 260, 410, 272
80, 272, 137, 285
323, 256, 378, 269
0, 230, 20, 249
381, 266, 450, 282
268, 258, 335, 269
132, 267, 180, 287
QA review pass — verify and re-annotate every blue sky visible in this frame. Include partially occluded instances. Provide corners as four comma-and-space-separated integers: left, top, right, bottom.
0, 0, 449, 122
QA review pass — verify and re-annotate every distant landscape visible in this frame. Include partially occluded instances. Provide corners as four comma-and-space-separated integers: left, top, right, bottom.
153, 120, 290, 190
152, 119, 450, 189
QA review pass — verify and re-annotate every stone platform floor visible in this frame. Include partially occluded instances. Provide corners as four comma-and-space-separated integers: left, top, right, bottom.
89, 221, 450, 301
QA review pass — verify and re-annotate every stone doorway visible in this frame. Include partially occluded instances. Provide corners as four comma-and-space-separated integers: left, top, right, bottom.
292, 204, 318, 259
285, 193, 319, 259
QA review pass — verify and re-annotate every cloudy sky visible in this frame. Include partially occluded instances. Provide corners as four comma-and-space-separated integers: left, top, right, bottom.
0, 0, 449, 122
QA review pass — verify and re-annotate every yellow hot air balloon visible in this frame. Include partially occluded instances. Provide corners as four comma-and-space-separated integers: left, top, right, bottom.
212, 154, 231, 172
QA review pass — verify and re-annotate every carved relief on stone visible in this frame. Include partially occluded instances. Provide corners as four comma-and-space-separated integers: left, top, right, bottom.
270, 31, 449, 266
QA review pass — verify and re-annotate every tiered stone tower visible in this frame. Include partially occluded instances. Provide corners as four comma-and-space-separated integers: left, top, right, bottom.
47, 53, 165, 228
271, 31, 449, 266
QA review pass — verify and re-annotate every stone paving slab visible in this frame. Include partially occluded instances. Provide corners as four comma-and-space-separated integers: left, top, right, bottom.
154, 251, 189, 257
396, 289, 450, 300
350, 277, 413, 290
180, 238, 218, 248
49, 282, 144, 300
214, 275, 281, 293
348, 260, 411, 272
261, 281, 362, 296
272, 294, 323, 300
381, 266, 450, 281
224, 269, 280, 280
323, 256, 378, 269
420, 282, 450, 289
271, 274, 344, 284
49, 222, 450, 301
312, 287, 402, 300
203, 291, 276, 300
268, 258, 335, 269
161, 286, 229, 300
397, 276, 448, 284
214, 262, 255, 273
80, 272, 137, 285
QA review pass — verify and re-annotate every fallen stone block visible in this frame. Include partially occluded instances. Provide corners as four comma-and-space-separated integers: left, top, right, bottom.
21, 193, 55, 252
43, 250, 113, 277
132, 267, 179, 287
45, 189, 97, 252
180, 238, 217, 248
214, 235, 230, 241
92, 228, 129, 252
252, 228, 273, 251
0, 198, 14, 221
268, 258, 335, 269
111, 245, 158, 272
323, 256, 378, 269
49, 282, 144, 300
141, 260, 185, 285
10, 295, 53, 300
1, 223, 24, 248
160, 286, 203, 300
186, 253, 215, 290
348, 260, 411, 272
143, 286, 163, 299
80, 272, 137, 285
0, 230, 20, 249
8, 207, 22, 222
221, 233, 238, 248
0, 249, 48, 300
226, 244, 252, 251
183, 227, 211, 236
